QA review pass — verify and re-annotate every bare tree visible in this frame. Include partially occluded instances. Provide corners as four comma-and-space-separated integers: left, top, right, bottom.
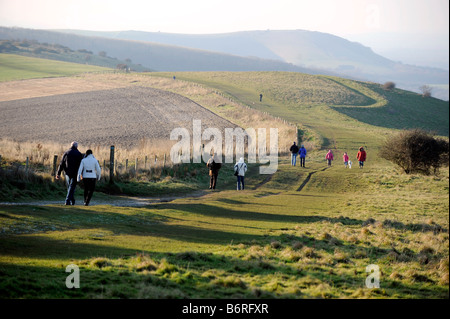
419, 85, 432, 98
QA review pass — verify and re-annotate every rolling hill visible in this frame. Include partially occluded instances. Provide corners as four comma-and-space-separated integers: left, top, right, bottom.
2, 27, 448, 100
55, 29, 450, 101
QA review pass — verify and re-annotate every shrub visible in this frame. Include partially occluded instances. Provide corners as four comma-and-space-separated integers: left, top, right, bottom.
379, 129, 449, 175
383, 82, 396, 91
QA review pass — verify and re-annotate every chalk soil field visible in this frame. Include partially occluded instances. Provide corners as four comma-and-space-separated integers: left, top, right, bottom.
0, 85, 236, 148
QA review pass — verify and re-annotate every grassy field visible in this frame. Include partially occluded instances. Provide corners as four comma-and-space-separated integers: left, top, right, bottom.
0, 70, 448, 299
0, 53, 111, 81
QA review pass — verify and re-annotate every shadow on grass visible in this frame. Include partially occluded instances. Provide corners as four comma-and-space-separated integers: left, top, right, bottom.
154, 202, 363, 226
1, 248, 447, 299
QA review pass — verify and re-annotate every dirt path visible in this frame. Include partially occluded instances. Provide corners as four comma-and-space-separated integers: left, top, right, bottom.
0, 190, 208, 207
297, 167, 329, 192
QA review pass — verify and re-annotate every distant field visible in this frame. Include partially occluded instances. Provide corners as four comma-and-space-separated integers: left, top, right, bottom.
0, 53, 111, 81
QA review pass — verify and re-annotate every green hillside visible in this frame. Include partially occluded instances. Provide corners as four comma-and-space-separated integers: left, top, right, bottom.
155, 72, 449, 143
0, 53, 112, 81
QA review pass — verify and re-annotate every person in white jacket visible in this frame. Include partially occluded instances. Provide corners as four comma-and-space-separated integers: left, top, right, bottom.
77, 149, 101, 206
234, 157, 248, 190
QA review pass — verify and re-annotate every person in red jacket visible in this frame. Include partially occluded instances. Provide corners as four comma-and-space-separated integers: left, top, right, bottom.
357, 147, 367, 168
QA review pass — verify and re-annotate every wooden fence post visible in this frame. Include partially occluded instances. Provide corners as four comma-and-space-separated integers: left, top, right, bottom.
144, 156, 148, 170
125, 159, 128, 172
109, 145, 115, 184
135, 158, 138, 175
52, 155, 58, 176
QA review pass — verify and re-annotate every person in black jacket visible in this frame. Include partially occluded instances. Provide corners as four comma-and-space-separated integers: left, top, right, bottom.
206, 154, 222, 190
56, 141, 83, 205
289, 142, 299, 166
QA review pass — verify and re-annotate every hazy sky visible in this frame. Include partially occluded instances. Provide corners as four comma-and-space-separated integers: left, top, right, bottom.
1, 0, 448, 67
0, 0, 447, 35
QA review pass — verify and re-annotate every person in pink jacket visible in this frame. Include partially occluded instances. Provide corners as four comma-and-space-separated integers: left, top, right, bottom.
326, 150, 334, 167
343, 152, 349, 168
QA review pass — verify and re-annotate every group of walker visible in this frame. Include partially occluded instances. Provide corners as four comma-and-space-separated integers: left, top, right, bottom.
56, 141, 101, 206
56, 140, 367, 205
290, 141, 367, 169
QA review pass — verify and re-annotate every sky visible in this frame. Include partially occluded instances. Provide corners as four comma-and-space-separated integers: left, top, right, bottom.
0, 0, 448, 68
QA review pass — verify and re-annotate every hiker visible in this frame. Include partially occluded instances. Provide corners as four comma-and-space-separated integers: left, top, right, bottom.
289, 141, 299, 166
326, 149, 334, 167
77, 149, 101, 206
343, 152, 349, 168
56, 141, 83, 205
234, 157, 248, 190
357, 147, 367, 168
298, 145, 307, 167
206, 154, 222, 190
259, 93, 263, 102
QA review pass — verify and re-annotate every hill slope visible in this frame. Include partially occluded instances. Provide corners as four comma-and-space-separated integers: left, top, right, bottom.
160, 72, 449, 140
57, 29, 450, 100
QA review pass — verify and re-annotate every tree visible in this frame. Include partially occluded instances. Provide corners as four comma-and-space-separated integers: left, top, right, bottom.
98, 51, 107, 58
379, 129, 449, 175
419, 85, 432, 98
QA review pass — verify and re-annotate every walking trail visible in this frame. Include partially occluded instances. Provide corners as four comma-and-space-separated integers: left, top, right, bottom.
0, 190, 207, 207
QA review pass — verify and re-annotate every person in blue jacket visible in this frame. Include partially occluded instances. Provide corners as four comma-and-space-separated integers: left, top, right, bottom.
298, 145, 307, 168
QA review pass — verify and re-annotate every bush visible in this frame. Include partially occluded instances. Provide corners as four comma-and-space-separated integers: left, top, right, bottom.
379, 129, 449, 175
383, 82, 396, 91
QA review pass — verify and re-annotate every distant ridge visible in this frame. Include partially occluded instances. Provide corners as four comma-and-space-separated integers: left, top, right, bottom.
0, 27, 328, 75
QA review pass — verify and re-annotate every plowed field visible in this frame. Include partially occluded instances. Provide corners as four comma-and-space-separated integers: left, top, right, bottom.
0, 84, 236, 148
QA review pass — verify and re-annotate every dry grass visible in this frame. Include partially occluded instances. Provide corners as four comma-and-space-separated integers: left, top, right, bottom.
0, 138, 174, 175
